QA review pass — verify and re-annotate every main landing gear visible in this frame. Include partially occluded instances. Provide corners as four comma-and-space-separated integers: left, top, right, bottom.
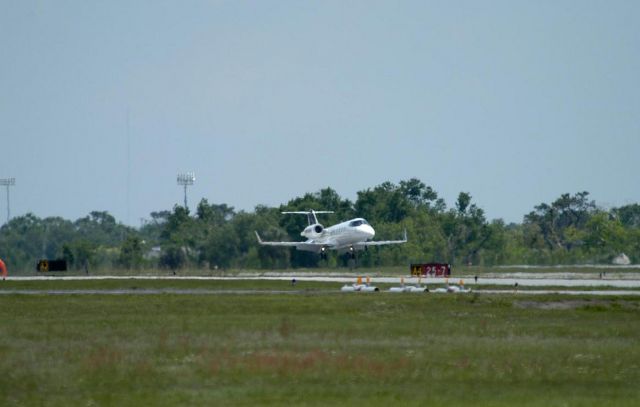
348, 246, 357, 269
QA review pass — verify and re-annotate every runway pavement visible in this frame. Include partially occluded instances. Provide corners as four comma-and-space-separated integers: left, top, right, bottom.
3, 273, 640, 296
6, 274, 640, 288
2, 288, 639, 296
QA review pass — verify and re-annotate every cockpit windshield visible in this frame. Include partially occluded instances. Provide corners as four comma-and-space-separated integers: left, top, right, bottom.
349, 219, 369, 227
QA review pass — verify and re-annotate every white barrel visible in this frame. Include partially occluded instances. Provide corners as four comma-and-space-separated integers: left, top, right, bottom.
389, 286, 428, 293
407, 286, 429, 292
341, 284, 379, 292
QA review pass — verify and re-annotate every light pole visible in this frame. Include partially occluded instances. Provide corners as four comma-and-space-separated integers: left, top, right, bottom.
176, 172, 195, 209
0, 178, 15, 224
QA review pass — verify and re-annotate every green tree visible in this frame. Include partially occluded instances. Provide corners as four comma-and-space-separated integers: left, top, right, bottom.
355, 181, 411, 223
583, 211, 627, 260
442, 192, 490, 265
67, 239, 96, 272
524, 192, 596, 252
119, 235, 144, 269
199, 224, 239, 269
613, 204, 640, 228
158, 205, 195, 270
196, 199, 235, 225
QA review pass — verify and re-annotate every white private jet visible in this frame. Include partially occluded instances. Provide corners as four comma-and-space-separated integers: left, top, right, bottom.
255, 210, 407, 259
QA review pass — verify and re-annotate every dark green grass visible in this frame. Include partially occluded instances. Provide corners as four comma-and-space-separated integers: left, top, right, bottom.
0, 278, 335, 292
1, 291, 639, 406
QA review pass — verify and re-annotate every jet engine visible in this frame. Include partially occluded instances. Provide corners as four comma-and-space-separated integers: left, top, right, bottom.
301, 223, 324, 239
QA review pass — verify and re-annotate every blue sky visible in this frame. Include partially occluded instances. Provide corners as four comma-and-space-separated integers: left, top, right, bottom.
1, 1, 638, 225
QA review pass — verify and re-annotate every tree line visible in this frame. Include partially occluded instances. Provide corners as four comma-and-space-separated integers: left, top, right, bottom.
1, 178, 638, 272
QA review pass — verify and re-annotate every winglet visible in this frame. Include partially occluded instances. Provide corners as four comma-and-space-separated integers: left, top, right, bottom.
403, 229, 408, 242
255, 231, 263, 244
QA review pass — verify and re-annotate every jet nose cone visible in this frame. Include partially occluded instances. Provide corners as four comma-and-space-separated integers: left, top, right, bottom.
364, 225, 375, 239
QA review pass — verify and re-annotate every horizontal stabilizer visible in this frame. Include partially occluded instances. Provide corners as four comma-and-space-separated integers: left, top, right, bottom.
281, 209, 334, 225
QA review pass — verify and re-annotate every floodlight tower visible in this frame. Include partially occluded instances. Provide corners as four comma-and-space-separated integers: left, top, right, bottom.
176, 172, 195, 209
0, 177, 15, 224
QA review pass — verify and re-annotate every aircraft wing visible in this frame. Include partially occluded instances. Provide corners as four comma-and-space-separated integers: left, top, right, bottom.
255, 232, 329, 253
255, 231, 298, 247
360, 229, 408, 246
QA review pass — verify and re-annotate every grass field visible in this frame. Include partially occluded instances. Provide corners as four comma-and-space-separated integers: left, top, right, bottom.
1, 278, 640, 406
